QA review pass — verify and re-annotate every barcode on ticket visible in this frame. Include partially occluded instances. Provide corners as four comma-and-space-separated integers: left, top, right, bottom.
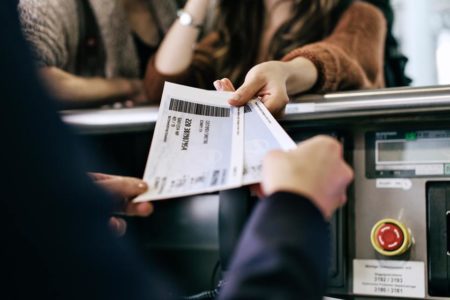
169, 98, 230, 117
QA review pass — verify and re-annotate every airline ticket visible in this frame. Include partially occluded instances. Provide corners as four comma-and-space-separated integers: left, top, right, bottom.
134, 82, 295, 202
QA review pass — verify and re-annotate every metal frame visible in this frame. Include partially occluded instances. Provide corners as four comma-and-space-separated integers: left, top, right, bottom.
62, 85, 450, 134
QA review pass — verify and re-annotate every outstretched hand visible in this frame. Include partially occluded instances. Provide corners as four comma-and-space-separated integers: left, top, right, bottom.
90, 173, 153, 236
227, 61, 290, 116
262, 136, 354, 219
222, 58, 318, 117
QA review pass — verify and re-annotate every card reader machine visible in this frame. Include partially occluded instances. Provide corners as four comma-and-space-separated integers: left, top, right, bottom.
220, 124, 450, 299
353, 128, 450, 298
365, 129, 450, 297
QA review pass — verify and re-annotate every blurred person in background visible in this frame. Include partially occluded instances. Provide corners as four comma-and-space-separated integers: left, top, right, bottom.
18, 0, 179, 107
145, 0, 386, 116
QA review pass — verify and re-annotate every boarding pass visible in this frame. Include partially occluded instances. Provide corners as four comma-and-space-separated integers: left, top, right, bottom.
134, 82, 295, 202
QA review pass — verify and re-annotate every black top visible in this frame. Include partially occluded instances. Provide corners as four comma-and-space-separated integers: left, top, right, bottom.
132, 33, 158, 77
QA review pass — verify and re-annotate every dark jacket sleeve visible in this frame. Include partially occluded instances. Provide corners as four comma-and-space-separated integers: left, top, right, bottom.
0, 2, 175, 299
219, 192, 331, 300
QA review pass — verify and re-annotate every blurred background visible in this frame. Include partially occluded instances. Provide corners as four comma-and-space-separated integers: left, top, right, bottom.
392, 0, 450, 86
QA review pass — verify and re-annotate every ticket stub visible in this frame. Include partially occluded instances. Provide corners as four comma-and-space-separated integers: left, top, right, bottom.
242, 99, 296, 185
134, 82, 244, 201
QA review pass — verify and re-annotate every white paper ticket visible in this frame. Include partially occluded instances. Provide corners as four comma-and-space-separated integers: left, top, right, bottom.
135, 82, 296, 202
134, 82, 244, 201
242, 99, 296, 185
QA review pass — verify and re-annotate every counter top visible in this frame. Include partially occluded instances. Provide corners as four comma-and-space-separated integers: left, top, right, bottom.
62, 85, 450, 134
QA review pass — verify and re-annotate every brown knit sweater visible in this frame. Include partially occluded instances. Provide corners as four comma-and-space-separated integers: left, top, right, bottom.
145, 1, 386, 103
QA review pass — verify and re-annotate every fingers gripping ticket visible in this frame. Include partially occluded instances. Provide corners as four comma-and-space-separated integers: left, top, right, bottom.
134, 82, 296, 202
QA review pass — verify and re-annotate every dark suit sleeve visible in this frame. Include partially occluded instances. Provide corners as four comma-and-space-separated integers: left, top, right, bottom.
219, 192, 330, 300
0, 2, 175, 299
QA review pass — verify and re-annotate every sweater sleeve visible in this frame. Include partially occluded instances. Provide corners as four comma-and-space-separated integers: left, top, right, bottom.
144, 32, 219, 103
282, 1, 387, 93
18, 0, 77, 69
219, 192, 330, 300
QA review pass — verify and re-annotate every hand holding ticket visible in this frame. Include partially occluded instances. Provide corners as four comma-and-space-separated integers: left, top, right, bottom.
134, 82, 295, 202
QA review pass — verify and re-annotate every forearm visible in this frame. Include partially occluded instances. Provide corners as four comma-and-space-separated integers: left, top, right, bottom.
154, 0, 210, 75
282, 2, 386, 93
40, 67, 141, 104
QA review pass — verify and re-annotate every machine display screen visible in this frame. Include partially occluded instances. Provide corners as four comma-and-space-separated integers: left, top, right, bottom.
376, 139, 450, 164
367, 130, 450, 178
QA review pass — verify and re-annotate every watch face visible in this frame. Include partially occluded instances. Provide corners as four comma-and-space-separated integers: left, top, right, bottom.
179, 12, 192, 26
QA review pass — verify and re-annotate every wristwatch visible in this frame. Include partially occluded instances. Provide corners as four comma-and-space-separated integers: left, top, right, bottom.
177, 10, 203, 29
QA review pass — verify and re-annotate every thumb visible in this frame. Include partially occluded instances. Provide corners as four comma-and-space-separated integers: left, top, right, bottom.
229, 77, 265, 106
99, 176, 148, 199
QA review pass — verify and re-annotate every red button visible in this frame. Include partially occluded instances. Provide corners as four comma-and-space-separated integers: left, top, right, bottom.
376, 223, 404, 251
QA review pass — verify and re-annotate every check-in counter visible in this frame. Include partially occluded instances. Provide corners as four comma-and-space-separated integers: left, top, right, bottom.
63, 85, 450, 134
63, 85, 450, 299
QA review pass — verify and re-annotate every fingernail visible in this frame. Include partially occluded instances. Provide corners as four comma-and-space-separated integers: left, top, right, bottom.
140, 203, 154, 215
229, 93, 241, 104
213, 80, 222, 91
138, 182, 148, 190
231, 93, 241, 100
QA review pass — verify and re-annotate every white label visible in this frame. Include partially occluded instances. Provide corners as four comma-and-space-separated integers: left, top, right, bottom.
415, 164, 444, 175
353, 259, 425, 298
376, 179, 412, 190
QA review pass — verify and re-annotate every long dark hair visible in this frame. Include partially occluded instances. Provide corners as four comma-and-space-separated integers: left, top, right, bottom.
212, 0, 353, 85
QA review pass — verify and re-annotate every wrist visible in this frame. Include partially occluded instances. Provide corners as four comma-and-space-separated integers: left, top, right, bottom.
114, 78, 141, 98
183, 0, 210, 24
264, 180, 331, 220
269, 189, 331, 220
177, 10, 204, 30
266, 191, 327, 220
128, 79, 143, 96
285, 57, 318, 94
